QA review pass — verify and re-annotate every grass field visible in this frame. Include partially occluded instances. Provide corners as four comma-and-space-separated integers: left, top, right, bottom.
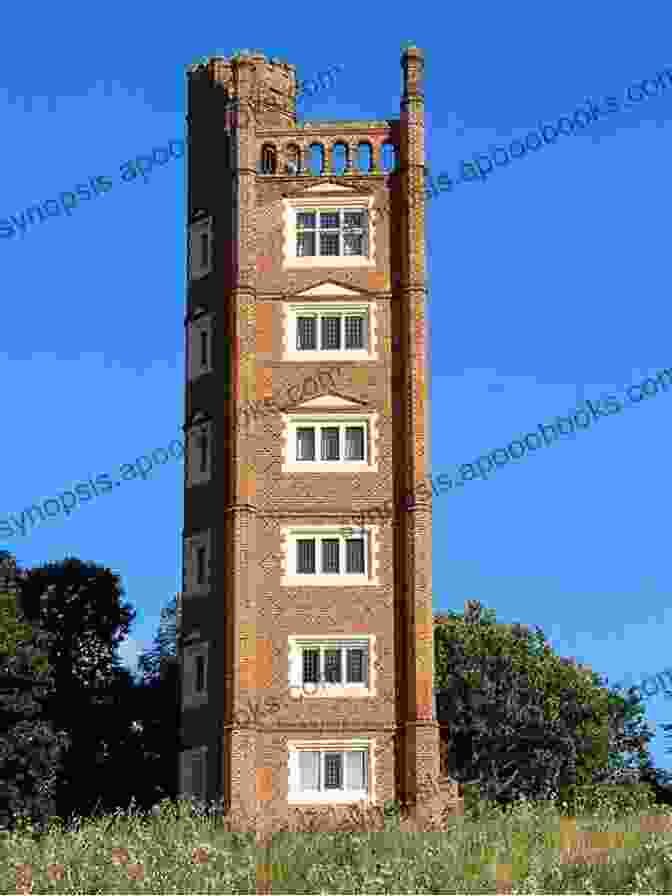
3, 790, 672, 894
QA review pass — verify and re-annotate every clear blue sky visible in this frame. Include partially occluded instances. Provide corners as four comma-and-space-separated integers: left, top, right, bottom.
2, 4, 671, 775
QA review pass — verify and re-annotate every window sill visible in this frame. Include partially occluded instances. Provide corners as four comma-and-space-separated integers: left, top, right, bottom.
282, 574, 377, 587
284, 350, 374, 363
288, 793, 370, 804
284, 256, 375, 269
289, 685, 374, 699
282, 461, 375, 474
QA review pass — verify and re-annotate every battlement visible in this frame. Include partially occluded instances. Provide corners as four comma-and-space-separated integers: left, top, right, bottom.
188, 51, 298, 129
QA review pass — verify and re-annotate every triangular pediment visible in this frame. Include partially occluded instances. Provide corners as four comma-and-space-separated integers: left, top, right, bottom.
303, 182, 360, 193
285, 392, 369, 412
283, 178, 374, 200
295, 281, 364, 297
286, 278, 377, 300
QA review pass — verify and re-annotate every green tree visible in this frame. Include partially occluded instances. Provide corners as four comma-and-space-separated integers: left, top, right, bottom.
0, 575, 71, 834
16, 557, 137, 827
137, 593, 179, 685
433, 601, 653, 803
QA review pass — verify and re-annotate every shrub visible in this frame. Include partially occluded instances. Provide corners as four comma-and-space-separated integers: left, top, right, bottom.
557, 782, 656, 818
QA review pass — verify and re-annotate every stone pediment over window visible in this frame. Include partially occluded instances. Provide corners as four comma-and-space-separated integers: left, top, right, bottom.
283, 393, 369, 414
282, 179, 374, 200
288, 280, 377, 299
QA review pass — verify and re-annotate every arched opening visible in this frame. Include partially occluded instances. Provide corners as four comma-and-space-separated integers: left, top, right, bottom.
260, 144, 277, 175
308, 143, 325, 176
331, 142, 348, 175
380, 142, 396, 173
285, 143, 301, 175
356, 142, 372, 173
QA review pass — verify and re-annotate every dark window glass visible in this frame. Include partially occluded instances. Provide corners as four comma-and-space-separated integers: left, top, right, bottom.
200, 330, 208, 367
297, 539, 316, 574
199, 433, 208, 473
319, 232, 339, 256
321, 539, 340, 573
345, 427, 364, 461
346, 539, 365, 573
200, 232, 209, 268
196, 547, 206, 585
302, 649, 319, 683
297, 232, 316, 256
195, 654, 205, 692
296, 428, 315, 461
345, 316, 364, 349
321, 316, 341, 350
297, 317, 317, 350
343, 233, 364, 255
347, 648, 365, 683
319, 212, 339, 229
324, 753, 343, 789
324, 648, 342, 682
321, 427, 340, 461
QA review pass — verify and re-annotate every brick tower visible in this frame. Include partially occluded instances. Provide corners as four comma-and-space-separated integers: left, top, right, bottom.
179, 47, 447, 823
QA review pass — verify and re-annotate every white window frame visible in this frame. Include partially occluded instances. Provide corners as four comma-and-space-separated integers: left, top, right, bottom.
282, 196, 376, 269
186, 420, 212, 487
183, 531, 211, 595
295, 208, 367, 258
288, 635, 376, 698
181, 641, 209, 708
283, 414, 377, 474
285, 303, 375, 362
281, 525, 379, 587
187, 314, 213, 381
179, 746, 207, 800
287, 740, 374, 804
189, 217, 213, 280
294, 420, 367, 464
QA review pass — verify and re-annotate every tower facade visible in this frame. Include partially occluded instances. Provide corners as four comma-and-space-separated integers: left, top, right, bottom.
179, 47, 444, 822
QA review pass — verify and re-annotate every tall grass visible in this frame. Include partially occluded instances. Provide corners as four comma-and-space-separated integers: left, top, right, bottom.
3, 777, 672, 893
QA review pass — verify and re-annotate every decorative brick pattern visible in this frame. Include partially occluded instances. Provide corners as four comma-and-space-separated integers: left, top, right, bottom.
181, 47, 459, 823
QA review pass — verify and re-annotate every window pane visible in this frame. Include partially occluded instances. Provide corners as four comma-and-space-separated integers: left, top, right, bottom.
343, 233, 364, 255
346, 539, 365, 573
321, 427, 340, 461
346, 648, 365, 683
199, 434, 208, 472
196, 547, 206, 584
319, 211, 339, 229
297, 232, 316, 257
324, 753, 343, 789
299, 751, 320, 791
345, 427, 364, 461
195, 655, 205, 692
297, 317, 317, 350
297, 212, 316, 229
200, 232, 209, 267
297, 539, 316, 573
345, 751, 366, 791
343, 210, 365, 229
321, 316, 341, 350
302, 649, 319, 683
321, 539, 340, 573
296, 428, 315, 461
324, 648, 342, 683
319, 232, 340, 256
200, 330, 208, 367
344, 316, 364, 349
